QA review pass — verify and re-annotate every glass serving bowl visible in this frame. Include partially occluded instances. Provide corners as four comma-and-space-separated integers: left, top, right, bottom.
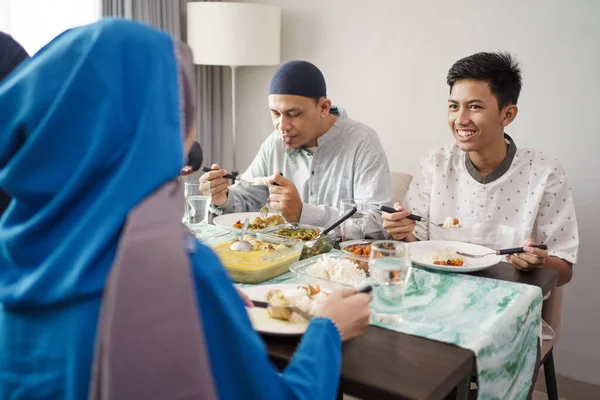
204, 230, 303, 284
338, 239, 378, 270
263, 223, 335, 260
289, 253, 370, 290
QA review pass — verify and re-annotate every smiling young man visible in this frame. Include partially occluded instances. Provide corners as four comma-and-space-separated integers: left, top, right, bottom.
201, 60, 393, 235
382, 52, 578, 285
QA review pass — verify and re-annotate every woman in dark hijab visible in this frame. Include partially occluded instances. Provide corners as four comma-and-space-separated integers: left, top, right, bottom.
0, 31, 29, 217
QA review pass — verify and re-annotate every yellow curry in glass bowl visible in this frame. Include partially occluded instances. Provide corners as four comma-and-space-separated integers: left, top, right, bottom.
205, 231, 303, 284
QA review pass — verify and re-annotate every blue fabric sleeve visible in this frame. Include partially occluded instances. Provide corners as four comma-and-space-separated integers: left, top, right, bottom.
189, 245, 342, 400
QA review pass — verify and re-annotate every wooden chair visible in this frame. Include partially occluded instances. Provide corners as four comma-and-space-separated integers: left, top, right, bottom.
390, 171, 413, 204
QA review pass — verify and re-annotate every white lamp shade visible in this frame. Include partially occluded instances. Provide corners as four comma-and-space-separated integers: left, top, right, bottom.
187, 2, 281, 66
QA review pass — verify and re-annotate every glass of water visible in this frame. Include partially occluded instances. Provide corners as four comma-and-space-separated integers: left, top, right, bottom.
369, 241, 412, 323
184, 182, 210, 229
339, 198, 369, 241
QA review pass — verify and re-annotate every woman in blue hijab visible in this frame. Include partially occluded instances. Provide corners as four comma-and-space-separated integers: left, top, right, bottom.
0, 32, 29, 218
0, 19, 371, 399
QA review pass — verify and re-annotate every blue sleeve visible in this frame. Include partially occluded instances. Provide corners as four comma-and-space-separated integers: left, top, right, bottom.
189, 245, 342, 400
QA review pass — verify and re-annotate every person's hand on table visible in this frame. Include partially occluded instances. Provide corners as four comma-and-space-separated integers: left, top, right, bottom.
507, 239, 547, 271
316, 287, 372, 341
236, 288, 253, 308
381, 203, 416, 240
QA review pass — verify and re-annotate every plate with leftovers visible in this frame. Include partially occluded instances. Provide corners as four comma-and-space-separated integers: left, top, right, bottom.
213, 212, 286, 231
408, 240, 501, 272
242, 284, 329, 335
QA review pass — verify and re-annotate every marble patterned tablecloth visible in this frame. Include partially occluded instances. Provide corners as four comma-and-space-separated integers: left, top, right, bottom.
238, 265, 543, 400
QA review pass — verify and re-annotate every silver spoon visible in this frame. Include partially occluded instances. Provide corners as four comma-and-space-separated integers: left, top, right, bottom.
229, 218, 254, 252
304, 207, 358, 250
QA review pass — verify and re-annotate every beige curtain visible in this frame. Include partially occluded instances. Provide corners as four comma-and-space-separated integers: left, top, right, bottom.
102, 0, 223, 172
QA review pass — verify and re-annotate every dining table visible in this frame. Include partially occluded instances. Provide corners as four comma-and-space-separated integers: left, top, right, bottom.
259, 262, 557, 400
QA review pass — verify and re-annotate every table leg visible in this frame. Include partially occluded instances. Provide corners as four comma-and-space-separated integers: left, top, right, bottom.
444, 373, 471, 400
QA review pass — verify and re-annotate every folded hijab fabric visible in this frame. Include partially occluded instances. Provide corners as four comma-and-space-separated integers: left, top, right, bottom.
0, 18, 342, 400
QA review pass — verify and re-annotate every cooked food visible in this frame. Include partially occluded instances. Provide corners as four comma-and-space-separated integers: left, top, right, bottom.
210, 235, 301, 283
251, 176, 270, 186
229, 234, 287, 253
232, 215, 285, 230
266, 285, 327, 322
305, 255, 367, 286
442, 217, 461, 228
434, 259, 464, 266
275, 227, 321, 241
346, 243, 371, 257
300, 237, 333, 260
426, 247, 465, 267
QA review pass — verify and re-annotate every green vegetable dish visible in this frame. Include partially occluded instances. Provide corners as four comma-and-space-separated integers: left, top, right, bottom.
300, 237, 333, 260
275, 227, 321, 241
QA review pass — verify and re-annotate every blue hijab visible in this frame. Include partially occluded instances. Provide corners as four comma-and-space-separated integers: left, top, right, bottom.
0, 18, 185, 308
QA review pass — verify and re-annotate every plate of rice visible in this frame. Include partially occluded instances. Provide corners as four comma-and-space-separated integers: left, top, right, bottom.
240, 283, 330, 335
408, 240, 501, 272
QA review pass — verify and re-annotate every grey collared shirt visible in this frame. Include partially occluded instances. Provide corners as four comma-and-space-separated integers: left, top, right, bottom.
214, 109, 394, 237
464, 133, 517, 184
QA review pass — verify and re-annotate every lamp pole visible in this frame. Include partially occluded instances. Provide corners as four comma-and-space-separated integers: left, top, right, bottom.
230, 65, 238, 177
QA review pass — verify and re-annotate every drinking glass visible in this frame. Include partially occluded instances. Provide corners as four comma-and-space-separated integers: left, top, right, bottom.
368, 241, 412, 323
339, 198, 368, 241
184, 182, 210, 228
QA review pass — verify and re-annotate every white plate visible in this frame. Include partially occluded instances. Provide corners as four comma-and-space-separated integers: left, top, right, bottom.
241, 283, 325, 336
212, 212, 281, 231
408, 240, 501, 273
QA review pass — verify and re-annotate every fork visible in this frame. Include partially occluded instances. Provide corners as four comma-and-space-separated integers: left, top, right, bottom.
457, 244, 547, 258
260, 172, 284, 218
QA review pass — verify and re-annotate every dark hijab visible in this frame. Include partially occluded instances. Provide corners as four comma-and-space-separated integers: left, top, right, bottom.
0, 32, 29, 217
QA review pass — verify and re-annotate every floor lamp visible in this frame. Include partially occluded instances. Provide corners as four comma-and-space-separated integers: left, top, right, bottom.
187, 2, 281, 176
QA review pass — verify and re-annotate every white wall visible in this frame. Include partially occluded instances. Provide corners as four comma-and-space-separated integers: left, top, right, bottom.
229, 0, 600, 385
0, 0, 101, 55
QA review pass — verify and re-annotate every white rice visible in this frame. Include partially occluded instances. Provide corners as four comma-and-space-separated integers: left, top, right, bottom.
305, 255, 367, 286
442, 216, 460, 228
425, 247, 464, 264
251, 176, 270, 186
273, 287, 328, 319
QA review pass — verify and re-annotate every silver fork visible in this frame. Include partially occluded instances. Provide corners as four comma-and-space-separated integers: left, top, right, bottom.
457, 244, 547, 258
260, 172, 283, 218
267, 305, 313, 321
259, 202, 269, 218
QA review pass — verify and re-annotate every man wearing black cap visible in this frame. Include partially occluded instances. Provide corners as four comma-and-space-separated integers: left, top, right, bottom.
201, 60, 393, 235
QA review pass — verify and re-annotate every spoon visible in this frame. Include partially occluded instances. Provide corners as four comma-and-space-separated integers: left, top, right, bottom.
304, 207, 358, 248
229, 218, 254, 252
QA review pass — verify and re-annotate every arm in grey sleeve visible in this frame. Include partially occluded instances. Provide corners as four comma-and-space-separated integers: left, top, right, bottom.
299, 134, 394, 239
217, 136, 272, 214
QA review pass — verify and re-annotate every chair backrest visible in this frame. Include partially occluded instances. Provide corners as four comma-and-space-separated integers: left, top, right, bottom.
390, 171, 413, 204
542, 286, 564, 339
